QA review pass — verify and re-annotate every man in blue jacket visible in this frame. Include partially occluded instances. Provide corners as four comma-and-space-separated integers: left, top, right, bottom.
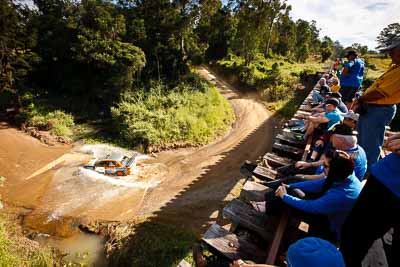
339, 50, 365, 107
276, 151, 362, 241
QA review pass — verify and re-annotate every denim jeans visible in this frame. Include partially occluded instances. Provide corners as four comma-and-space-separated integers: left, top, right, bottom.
312, 89, 324, 103
357, 104, 396, 167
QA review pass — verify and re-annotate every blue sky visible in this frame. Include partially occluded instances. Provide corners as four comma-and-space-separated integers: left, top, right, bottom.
284, 0, 400, 49
222, 0, 399, 49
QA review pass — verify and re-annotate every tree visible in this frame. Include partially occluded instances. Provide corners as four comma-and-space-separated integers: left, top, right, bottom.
320, 36, 333, 62
275, 7, 296, 57
295, 19, 312, 62
333, 40, 344, 58
376, 23, 400, 49
351, 43, 368, 55
0, 0, 38, 106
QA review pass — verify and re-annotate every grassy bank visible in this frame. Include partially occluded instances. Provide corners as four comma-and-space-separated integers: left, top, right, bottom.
110, 77, 235, 150
0, 216, 57, 267
107, 221, 197, 267
215, 54, 324, 118
2, 73, 235, 150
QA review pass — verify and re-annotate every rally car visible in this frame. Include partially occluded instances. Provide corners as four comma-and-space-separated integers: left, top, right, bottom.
83, 152, 136, 176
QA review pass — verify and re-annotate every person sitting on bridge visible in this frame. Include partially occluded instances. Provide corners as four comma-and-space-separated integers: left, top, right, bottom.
296, 124, 367, 181
312, 77, 331, 104
330, 77, 341, 93
342, 111, 359, 130
275, 151, 362, 242
304, 98, 343, 141
340, 131, 400, 267
230, 237, 345, 267
312, 92, 348, 114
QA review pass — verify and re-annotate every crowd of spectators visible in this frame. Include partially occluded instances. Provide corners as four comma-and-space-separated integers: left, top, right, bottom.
231, 38, 400, 267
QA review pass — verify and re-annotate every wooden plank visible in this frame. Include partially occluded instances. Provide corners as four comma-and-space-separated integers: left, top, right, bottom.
266, 210, 289, 265
202, 224, 267, 263
301, 135, 313, 161
299, 105, 313, 112
282, 129, 305, 141
223, 199, 274, 241
263, 152, 293, 168
272, 142, 304, 159
265, 134, 312, 265
240, 181, 272, 202
295, 110, 311, 117
252, 165, 277, 181
275, 134, 305, 147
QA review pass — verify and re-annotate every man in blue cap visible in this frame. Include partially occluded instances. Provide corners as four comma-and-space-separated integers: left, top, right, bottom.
230, 237, 345, 267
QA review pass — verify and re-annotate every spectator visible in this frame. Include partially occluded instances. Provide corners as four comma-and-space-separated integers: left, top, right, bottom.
330, 78, 341, 93
305, 98, 343, 140
297, 124, 367, 181
230, 237, 345, 267
275, 151, 361, 241
340, 132, 400, 267
329, 124, 367, 181
342, 111, 359, 130
312, 78, 331, 104
353, 38, 400, 167
312, 92, 348, 114
339, 50, 365, 107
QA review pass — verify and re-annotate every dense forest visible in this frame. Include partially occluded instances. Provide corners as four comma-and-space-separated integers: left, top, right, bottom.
1, 0, 396, 148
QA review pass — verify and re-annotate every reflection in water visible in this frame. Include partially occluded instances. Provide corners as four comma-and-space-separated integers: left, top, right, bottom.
40, 232, 107, 266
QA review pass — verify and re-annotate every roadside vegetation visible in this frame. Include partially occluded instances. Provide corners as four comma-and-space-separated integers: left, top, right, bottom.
215, 53, 325, 118
112, 79, 234, 150
0, 216, 58, 267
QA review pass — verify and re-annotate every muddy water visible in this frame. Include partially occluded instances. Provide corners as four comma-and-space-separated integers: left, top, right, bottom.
37, 232, 107, 266
1, 142, 166, 266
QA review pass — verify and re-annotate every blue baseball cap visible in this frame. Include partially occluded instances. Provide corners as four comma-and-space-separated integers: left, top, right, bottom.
287, 237, 345, 267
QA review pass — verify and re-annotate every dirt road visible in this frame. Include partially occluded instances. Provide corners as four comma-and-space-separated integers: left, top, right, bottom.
0, 66, 276, 234
135, 66, 276, 231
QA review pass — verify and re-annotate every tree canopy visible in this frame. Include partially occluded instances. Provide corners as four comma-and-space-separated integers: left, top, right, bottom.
1, 0, 347, 114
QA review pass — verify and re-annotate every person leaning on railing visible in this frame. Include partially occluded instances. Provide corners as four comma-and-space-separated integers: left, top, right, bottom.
352, 38, 400, 168
340, 132, 400, 267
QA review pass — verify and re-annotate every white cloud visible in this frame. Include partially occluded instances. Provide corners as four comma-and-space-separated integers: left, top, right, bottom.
286, 0, 400, 50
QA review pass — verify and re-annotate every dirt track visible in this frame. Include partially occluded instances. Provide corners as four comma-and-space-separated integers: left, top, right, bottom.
0, 66, 276, 234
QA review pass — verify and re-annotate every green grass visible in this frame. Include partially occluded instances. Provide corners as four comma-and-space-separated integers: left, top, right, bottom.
0, 216, 57, 267
108, 221, 197, 267
111, 78, 235, 150
364, 54, 392, 80
217, 53, 324, 119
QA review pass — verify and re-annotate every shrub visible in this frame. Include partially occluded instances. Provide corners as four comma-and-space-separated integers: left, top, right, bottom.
111, 78, 234, 149
28, 110, 74, 135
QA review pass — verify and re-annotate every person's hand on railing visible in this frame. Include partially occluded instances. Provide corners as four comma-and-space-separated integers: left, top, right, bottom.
275, 184, 288, 198
295, 161, 310, 169
385, 132, 400, 154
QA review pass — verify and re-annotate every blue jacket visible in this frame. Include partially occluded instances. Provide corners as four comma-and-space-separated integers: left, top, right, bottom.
340, 58, 365, 88
346, 145, 367, 181
371, 153, 400, 198
282, 174, 361, 239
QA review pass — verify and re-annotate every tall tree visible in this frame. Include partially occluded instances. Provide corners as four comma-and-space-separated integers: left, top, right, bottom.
376, 23, 400, 49
295, 19, 311, 62
320, 36, 334, 62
